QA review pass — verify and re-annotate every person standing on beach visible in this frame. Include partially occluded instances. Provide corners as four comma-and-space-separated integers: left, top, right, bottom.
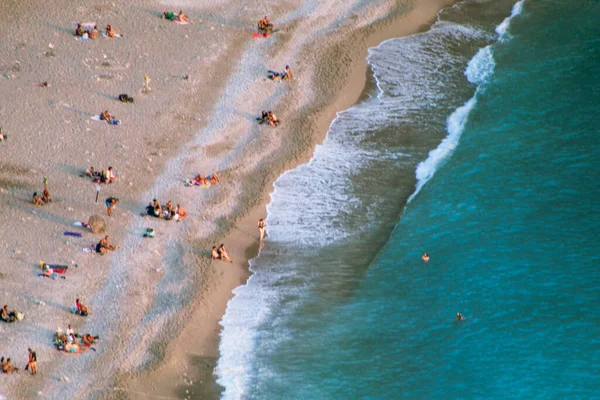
42, 177, 51, 203
26, 348, 37, 375
258, 218, 266, 242
106, 197, 119, 216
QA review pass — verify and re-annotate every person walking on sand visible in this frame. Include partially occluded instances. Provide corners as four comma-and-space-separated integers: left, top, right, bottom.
26, 348, 37, 375
106, 197, 119, 216
258, 218, 266, 242
218, 244, 233, 263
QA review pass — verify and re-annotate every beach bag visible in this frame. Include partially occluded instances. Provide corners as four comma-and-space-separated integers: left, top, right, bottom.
16, 312, 24, 321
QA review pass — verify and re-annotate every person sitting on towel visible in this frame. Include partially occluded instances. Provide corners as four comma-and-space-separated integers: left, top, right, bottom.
258, 16, 274, 33
194, 174, 209, 185
100, 110, 112, 122
282, 65, 293, 80
96, 235, 119, 254
75, 24, 84, 37
1, 305, 17, 323
267, 111, 280, 126
209, 173, 220, 185
32, 192, 44, 206
177, 10, 189, 22
75, 299, 90, 316
106, 166, 118, 183
2, 358, 17, 374
164, 200, 175, 220
152, 199, 164, 218
106, 24, 115, 38
89, 25, 99, 39
174, 204, 188, 221
211, 246, 220, 260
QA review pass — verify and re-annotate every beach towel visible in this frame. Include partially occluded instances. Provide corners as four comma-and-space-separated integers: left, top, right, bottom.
91, 115, 121, 125
252, 32, 270, 38
101, 32, 123, 38
174, 20, 189, 25
40, 261, 70, 274
74, 221, 92, 229
64, 231, 83, 237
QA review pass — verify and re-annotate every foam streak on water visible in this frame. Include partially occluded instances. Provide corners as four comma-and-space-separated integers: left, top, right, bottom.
409, 0, 524, 203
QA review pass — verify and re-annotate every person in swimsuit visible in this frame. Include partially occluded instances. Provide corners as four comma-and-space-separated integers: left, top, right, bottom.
217, 244, 233, 263
89, 25, 99, 39
27, 348, 37, 375
105, 197, 119, 216
1, 305, 17, 323
211, 246, 220, 260
106, 24, 115, 38
282, 65, 293, 80
106, 166, 118, 183
422, 253, 429, 262
175, 204, 188, 222
42, 177, 51, 203
76, 298, 90, 315
152, 199, 164, 218
258, 218, 266, 242
258, 16, 274, 33
75, 24, 84, 37
267, 111, 279, 126
456, 312, 466, 321
176, 10, 189, 22
100, 110, 112, 122
32, 192, 44, 206
2, 358, 17, 374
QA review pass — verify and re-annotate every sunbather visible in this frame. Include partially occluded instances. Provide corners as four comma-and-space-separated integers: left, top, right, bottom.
177, 10, 189, 22
152, 199, 164, 218
268, 65, 293, 81
211, 246, 220, 260
1, 305, 17, 323
105, 197, 119, 216
267, 111, 280, 126
209, 173, 220, 185
100, 110, 112, 122
106, 24, 115, 38
75, 298, 90, 316
106, 166, 118, 183
174, 204, 188, 222
218, 244, 233, 263
75, 24, 84, 37
258, 110, 269, 124
89, 25, 98, 39
2, 358, 17, 374
258, 16, 274, 33
96, 235, 119, 254
32, 192, 43, 206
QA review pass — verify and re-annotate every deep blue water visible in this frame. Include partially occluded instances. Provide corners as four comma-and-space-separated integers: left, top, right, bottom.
217, 1, 600, 398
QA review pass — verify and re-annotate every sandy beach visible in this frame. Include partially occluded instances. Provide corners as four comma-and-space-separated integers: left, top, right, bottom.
0, 0, 456, 398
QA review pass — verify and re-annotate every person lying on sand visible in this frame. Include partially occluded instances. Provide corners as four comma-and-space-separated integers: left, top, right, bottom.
1, 305, 17, 323
217, 244, 233, 263
2, 358, 17, 374
96, 235, 119, 254
106, 24, 115, 38
42, 177, 52, 203
258, 16, 274, 33
269, 65, 293, 81
32, 192, 44, 206
209, 173, 220, 185
105, 197, 119, 216
75, 298, 90, 316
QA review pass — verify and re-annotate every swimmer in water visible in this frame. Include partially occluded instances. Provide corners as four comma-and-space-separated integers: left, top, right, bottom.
422, 253, 429, 262
456, 312, 466, 321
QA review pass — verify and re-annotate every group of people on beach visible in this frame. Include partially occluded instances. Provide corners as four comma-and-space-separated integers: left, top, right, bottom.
1, 348, 36, 375
145, 199, 188, 221
75, 23, 117, 39
258, 110, 280, 126
86, 166, 118, 184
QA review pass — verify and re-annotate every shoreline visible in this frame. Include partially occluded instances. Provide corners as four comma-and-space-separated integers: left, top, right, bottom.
0, 0, 457, 398
120, 0, 459, 399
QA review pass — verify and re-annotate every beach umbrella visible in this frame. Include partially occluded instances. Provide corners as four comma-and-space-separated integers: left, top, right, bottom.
88, 215, 106, 234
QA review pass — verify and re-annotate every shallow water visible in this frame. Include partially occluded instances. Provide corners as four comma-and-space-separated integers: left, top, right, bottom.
216, 0, 600, 398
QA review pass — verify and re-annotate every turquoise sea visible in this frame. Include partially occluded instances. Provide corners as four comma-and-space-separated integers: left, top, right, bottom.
216, 0, 600, 398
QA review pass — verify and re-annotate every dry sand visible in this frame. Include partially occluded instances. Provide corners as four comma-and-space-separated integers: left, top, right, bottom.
0, 0, 456, 398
